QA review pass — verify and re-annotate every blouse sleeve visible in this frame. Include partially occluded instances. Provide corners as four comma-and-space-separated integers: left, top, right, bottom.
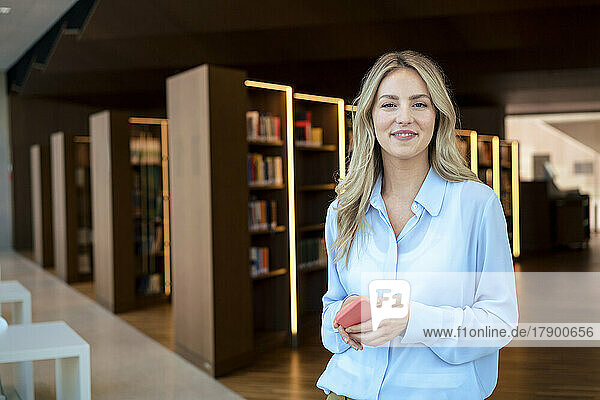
399, 193, 519, 364
321, 202, 352, 354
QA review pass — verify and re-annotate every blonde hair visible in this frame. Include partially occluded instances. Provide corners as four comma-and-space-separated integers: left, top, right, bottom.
332, 50, 478, 265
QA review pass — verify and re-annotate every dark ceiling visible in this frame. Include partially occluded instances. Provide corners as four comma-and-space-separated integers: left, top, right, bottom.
11, 0, 600, 111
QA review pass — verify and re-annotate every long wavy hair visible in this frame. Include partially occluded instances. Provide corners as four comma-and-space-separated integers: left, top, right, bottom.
332, 50, 478, 266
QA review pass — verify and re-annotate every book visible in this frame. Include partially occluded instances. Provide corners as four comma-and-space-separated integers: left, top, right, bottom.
249, 199, 278, 230
311, 127, 323, 145
294, 111, 312, 142
246, 111, 281, 142
298, 237, 327, 269
250, 246, 270, 277
247, 154, 283, 185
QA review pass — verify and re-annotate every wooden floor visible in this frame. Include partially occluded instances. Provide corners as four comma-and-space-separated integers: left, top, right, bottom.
70, 280, 175, 351
68, 234, 600, 400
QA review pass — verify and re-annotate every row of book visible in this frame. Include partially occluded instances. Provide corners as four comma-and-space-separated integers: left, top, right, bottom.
136, 271, 164, 295
247, 154, 283, 185
249, 199, 278, 231
295, 111, 324, 146
500, 145, 512, 167
298, 237, 327, 269
77, 252, 92, 274
478, 141, 492, 166
74, 166, 89, 188
133, 221, 164, 256
455, 136, 513, 168
130, 136, 162, 165
132, 166, 163, 217
250, 246, 270, 278
77, 227, 93, 246
295, 128, 323, 147
500, 170, 512, 213
246, 111, 281, 142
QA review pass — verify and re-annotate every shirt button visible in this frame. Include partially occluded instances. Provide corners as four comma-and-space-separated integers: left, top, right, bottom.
411, 204, 417, 211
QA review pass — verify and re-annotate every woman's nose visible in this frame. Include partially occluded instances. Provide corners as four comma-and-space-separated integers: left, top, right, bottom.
394, 104, 414, 125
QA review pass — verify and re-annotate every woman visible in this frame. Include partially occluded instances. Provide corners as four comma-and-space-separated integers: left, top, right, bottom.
316, 51, 518, 400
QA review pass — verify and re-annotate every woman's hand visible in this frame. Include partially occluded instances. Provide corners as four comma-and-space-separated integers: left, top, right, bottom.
346, 312, 409, 348
333, 295, 362, 350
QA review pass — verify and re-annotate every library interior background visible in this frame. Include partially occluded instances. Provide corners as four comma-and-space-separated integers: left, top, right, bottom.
0, 1, 599, 399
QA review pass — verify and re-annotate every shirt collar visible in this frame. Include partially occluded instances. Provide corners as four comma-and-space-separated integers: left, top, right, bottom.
369, 166, 448, 217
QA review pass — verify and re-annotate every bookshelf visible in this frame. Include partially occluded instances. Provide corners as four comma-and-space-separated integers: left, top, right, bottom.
166, 65, 254, 377
89, 111, 171, 313
455, 129, 520, 257
500, 139, 520, 257
50, 132, 93, 283
293, 92, 345, 345
455, 129, 478, 175
129, 118, 172, 298
476, 134, 499, 192
245, 80, 295, 348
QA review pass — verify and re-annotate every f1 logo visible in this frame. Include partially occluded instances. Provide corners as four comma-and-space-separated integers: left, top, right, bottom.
369, 280, 411, 331
375, 289, 405, 308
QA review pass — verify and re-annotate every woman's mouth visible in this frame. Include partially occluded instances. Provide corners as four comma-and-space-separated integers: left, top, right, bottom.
391, 130, 417, 141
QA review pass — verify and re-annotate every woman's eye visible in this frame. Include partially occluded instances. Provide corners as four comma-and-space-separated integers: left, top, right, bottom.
382, 103, 395, 108
414, 102, 427, 108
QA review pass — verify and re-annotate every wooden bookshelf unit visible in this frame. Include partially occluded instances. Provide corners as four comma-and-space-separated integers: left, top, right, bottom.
245, 80, 295, 348
501, 139, 520, 257
293, 92, 345, 345
167, 65, 254, 377
455, 129, 520, 257
166, 65, 355, 372
344, 104, 356, 173
89, 111, 171, 313
50, 132, 93, 283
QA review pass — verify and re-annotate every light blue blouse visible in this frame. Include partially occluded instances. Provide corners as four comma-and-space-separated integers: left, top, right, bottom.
317, 166, 518, 400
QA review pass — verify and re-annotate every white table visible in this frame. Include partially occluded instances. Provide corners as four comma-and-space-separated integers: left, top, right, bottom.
0, 281, 32, 324
0, 321, 90, 400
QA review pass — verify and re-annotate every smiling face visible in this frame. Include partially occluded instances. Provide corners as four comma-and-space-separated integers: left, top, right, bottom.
371, 68, 437, 164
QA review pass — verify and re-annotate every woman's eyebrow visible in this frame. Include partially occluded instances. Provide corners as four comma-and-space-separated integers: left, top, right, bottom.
378, 94, 431, 100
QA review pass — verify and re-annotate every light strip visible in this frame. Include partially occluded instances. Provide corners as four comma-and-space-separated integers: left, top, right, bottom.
294, 92, 340, 104
128, 117, 165, 125
344, 104, 357, 112
73, 136, 91, 143
470, 131, 478, 174
338, 100, 346, 179
245, 80, 288, 92
246, 80, 298, 342
285, 87, 298, 338
161, 120, 172, 296
511, 141, 520, 258
492, 136, 500, 197
291, 91, 346, 343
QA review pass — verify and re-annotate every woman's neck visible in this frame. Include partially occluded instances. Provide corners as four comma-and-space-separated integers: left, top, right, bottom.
380, 151, 430, 202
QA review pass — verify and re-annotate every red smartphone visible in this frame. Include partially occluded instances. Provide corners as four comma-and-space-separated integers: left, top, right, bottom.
334, 297, 371, 329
